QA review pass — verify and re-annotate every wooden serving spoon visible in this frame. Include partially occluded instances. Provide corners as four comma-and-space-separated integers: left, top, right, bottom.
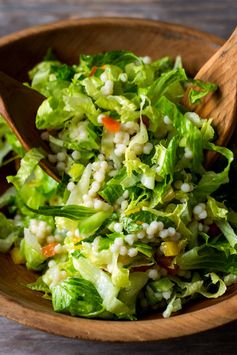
184, 27, 237, 153
0, 28, 236, 181
0, 72, 60, 181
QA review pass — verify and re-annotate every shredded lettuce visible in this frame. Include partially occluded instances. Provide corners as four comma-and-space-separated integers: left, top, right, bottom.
0, 49, 236, 322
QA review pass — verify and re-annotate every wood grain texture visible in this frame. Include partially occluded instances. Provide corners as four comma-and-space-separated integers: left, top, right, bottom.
0, 0, 236, 353
0, 0, 236, 39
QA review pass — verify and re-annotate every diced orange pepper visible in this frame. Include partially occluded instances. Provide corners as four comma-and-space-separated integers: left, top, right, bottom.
102, 116, 121, 133
89, 64, 107, 77
42, 242, 59, 258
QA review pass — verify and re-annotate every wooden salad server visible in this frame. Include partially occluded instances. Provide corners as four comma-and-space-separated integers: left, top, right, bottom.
0, 72, 60, 181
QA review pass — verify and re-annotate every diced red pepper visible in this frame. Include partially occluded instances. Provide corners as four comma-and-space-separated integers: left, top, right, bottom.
89, 66, 98, 77
158, 256, 179, 275
102, 116, 121, 133
89, 64, 107, 77
208, 223, 221, 237
42, 242, 59, 258
142, 116, 149, 128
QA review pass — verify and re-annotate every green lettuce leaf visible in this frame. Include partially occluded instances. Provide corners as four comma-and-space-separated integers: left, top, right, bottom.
52, 277, 106, 317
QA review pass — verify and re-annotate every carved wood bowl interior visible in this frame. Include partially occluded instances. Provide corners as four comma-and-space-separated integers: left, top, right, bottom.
1, 18, 236, 342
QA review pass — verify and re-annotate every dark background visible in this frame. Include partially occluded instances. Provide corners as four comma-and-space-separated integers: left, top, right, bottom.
0, 0, 236, 354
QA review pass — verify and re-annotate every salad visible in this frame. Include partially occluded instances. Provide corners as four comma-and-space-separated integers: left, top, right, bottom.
0, 49, 237, 320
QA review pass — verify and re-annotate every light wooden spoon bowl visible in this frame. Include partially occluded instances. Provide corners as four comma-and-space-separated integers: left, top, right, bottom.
0, 18, 236, 342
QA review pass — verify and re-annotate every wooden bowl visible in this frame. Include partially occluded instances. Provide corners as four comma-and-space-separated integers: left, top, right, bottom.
1, 18, 236, 342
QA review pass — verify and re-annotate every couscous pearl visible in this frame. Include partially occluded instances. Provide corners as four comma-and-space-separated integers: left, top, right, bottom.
159, 229, 169, 239
79, 131, 88, 140
101, 80, 114, 96
93, 199, 104, 210
167, 227, 176, 236
148, 269, 159, 280
100, 161, 108, 170
185, 112, 202, 127
48, 154, 57, 163
114, 237, 123, 247
50, 143, 61, 153
121, 200, 128, 210
57, 152, 67, 161
199, 210, 207, 220
92, 181, 101, 191
84, 200, 94, 208
180, 183, 191, 193
142, 56, 151, 64
120, 246, 128, 256
157, 221, 164, 231
83, 194, 89, 201
137, 231, 145, 239
184, 148, 193, 159
66, 231, 73, 238
94, 171, 105, 182
125, 234, 136, 245
123, 190, 129, 199
71, 150, 81, 160
142, 223, 149, 231
143, 142, 153, 155
48, 260, 56, 268
128, 248, 138, 257
114, 223, 123, 233
67, 181, 75, 192
114, 132, 124, 144
193, 205, 204, 214
163, 115, 171, 125
123, 122, 139, 135
41, 131, 49, 140
149, 221, 162, 233
39, 221, 46, 229
56, 162, 66, 171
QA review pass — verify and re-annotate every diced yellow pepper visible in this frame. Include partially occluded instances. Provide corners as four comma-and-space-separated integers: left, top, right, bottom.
72, 237, 82, 244
10, 247, 25, 264
161, 241, 180, 257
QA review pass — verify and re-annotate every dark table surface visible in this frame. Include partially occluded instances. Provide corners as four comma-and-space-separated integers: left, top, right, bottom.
0, 1, 236, 354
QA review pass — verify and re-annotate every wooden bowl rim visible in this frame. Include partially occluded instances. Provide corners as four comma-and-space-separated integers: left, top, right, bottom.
0, 17, 233, 342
